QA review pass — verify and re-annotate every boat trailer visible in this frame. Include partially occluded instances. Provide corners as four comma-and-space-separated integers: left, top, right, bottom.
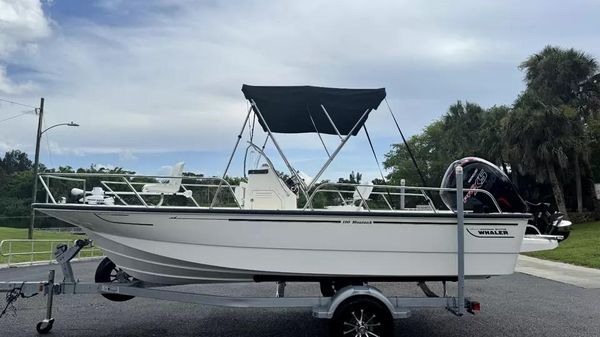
0, 168, 478, 336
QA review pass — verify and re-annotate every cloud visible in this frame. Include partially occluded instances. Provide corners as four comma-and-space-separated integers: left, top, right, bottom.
92, 163, 115, 171
0, 0, 50, 57
0, 140, 14, 152
118, 149, 138, 161
0, 0, 50, 94
1, 0, 599, 176
0, 67, 37, 94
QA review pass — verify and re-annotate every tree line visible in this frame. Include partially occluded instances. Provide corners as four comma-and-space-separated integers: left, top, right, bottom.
384, 46, 600, 215
0, 150, 138, 227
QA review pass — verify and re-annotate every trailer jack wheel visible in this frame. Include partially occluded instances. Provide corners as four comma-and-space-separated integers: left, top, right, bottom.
36, 318, 54, 334
95, 257, 135, 302
330, 296, 392, 337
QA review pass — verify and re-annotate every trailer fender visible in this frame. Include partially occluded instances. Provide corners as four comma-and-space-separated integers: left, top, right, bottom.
312, 285, 409, 319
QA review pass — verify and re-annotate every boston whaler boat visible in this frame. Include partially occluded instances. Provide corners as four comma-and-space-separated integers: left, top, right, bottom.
34, 85, 570, 289
0, 85, 573, 336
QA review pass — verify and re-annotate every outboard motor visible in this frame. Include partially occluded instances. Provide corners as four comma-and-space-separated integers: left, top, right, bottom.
440, 157, 571, 241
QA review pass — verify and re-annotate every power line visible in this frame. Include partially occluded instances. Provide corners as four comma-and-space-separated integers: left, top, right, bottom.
0, 110, 35, 124
0, 97, 37, 109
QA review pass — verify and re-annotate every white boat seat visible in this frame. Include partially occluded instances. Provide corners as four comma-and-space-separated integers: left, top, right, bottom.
353, 185, 373, 202
142, 162, 185, 194
350, 185, 373, 208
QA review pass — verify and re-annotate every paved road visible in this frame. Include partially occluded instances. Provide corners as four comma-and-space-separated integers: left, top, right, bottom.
1, 261, 599, 337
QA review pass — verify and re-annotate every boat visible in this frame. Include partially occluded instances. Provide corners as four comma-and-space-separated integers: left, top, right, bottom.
33, 85, 570, 287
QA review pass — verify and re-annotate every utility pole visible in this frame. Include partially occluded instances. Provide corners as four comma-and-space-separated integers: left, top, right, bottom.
28, 97, 44, 240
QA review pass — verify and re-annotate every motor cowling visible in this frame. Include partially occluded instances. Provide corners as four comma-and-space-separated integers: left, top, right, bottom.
439, 157, 570, 240
440, 157, 527, 213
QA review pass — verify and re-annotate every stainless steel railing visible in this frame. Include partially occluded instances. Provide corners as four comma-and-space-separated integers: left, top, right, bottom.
36, 172, 502, 214
38, 172, 241, 209
303, 182, 503, 213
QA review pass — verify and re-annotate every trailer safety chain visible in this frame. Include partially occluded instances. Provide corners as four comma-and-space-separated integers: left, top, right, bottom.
0, 282, 39, 319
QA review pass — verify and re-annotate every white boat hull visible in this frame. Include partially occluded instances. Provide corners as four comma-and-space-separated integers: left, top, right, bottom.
37, 205, 530, 285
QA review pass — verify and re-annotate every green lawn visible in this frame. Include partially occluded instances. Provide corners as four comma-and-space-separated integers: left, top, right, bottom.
0, 227, 102, 265
526, 221, 600, 269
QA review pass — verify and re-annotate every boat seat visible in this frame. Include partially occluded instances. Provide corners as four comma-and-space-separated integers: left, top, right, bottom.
351, 185, 373, 207
142, 162, 185, 194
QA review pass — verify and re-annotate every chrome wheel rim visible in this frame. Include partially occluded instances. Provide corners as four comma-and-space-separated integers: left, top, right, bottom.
342, 308, 382, 337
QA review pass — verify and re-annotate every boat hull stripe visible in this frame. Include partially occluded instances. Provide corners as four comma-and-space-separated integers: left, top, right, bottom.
94, 213, 154, 226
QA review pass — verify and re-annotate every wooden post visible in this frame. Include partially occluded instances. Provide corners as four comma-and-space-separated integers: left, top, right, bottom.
28, 97, 44, 240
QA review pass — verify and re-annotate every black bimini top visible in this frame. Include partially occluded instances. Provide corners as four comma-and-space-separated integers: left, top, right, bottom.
242, 85, 386, 135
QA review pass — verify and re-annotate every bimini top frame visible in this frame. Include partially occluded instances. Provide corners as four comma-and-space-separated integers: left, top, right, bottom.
213, 85, 388, 204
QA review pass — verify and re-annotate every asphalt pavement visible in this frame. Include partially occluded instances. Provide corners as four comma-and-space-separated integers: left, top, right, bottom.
0, 261, 599, 337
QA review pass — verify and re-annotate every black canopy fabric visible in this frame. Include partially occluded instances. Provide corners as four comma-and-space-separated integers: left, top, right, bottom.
242, 85, 386, 135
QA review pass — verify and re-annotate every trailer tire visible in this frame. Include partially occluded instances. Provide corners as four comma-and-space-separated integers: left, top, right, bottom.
330, 296, 393, 337
95, 257, 135, 302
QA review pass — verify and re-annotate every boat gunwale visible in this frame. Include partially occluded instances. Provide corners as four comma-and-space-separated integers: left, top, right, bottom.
34, 203, 532, 219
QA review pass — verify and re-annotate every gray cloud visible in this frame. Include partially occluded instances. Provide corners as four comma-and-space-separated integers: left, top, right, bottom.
1, 0, 599, 174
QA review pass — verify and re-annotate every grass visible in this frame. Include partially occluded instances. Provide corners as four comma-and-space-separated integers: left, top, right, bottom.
525, 221, 600, 269
0, 227, 102, 265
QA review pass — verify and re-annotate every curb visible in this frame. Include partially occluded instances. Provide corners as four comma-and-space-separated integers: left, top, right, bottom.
516, 255, 600, 289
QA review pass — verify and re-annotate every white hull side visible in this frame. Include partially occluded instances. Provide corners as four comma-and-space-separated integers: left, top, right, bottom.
38, 207, 529, 285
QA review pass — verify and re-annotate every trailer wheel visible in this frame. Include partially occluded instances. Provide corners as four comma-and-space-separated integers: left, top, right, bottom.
330, 296, 393, 337
95, 257, 135, 302
35, 319, 54, 334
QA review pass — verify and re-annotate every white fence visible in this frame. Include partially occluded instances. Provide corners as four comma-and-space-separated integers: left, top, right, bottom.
0, 239, 103, 267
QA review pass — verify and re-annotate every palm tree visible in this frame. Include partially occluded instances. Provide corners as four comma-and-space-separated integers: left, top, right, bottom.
441, 101, 486, 158
519, 46, 599, 213
479, 105, 510, 174
503, 92, 579, 215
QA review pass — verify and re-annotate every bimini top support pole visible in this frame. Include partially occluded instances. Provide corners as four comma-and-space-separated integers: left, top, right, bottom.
320, 104, 343, 140
307, 108, 371, 191
307, 106, 331, 157
251, 100, 311, 201
210, 105, 252, 208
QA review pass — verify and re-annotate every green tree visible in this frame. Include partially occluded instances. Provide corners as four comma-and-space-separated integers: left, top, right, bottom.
480, 106, 510, 173
518, 45, 599, 213
441, 101, 486, 158
503, 92, 579, 215
1, 150, 33, 174
384, 120, 448, 187
338, 171, 362, 184
384, 102, 500, 188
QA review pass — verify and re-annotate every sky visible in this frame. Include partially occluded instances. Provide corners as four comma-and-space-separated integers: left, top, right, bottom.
0, 0, 599, 181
